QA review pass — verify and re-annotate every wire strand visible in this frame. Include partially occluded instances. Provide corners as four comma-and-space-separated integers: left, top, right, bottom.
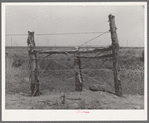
6, 31, 109, 36
79, 31, 110, 47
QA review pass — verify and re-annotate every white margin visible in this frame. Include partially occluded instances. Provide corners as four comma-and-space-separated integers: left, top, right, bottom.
2, 2, 148, 121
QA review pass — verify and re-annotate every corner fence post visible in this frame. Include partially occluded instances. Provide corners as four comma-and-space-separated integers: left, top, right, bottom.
28, 31, 40, 96
108, 14, 122, 96
74, 52, 83, 91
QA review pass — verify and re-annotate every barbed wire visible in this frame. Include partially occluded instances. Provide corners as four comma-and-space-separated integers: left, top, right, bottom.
6, 68, 144, 73
6, 30, 144, 96
79, 30, 110, 47
81, 52, 104, 67
6, 31, 109, 36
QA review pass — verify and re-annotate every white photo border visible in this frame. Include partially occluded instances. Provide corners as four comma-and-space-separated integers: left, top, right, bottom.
2, 2, 147, 121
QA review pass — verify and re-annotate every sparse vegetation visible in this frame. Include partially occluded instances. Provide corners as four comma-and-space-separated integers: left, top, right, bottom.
5, 47, 144, 109
12, 54, 25, 68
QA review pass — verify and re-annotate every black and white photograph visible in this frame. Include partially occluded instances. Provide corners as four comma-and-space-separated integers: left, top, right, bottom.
2, 2, 147, 121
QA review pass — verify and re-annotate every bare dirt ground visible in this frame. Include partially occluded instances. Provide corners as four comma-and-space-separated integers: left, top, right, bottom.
6, 89, 144, 109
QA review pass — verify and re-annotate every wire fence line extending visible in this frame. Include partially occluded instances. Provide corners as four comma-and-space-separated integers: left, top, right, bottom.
5, 67, 144, 73
6, 31, 109, 36
5, 48, 144, 83
5, 25, 144, 96
6, 30, 110, 48
5, 45, 144, 97
79, 31, 110, 47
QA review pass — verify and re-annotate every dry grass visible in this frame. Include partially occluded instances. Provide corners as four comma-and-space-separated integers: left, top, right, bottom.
5, 47, 144, 109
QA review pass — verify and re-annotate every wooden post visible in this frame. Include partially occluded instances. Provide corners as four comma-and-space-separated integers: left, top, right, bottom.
109, 14, 122, 96
74, 52, 83, 91
28, 31, 39, 96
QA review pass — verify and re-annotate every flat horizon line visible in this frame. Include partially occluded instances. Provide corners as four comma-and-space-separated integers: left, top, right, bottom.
5, 46, 144, 48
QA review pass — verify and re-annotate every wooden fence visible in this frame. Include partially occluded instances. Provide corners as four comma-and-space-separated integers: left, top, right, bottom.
27, 14, 122, 97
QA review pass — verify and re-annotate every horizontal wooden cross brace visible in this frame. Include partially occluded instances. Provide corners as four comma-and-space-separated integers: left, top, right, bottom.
78, 54, 114, 59
33, 45, 114, 55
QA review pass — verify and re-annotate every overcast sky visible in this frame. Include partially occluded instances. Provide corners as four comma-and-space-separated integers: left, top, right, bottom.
5, 4, 145, 47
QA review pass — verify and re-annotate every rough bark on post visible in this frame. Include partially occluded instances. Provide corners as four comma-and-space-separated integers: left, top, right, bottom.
74, 52, 83, 91
109, 14, 122, 96
28, 31, 39, 96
